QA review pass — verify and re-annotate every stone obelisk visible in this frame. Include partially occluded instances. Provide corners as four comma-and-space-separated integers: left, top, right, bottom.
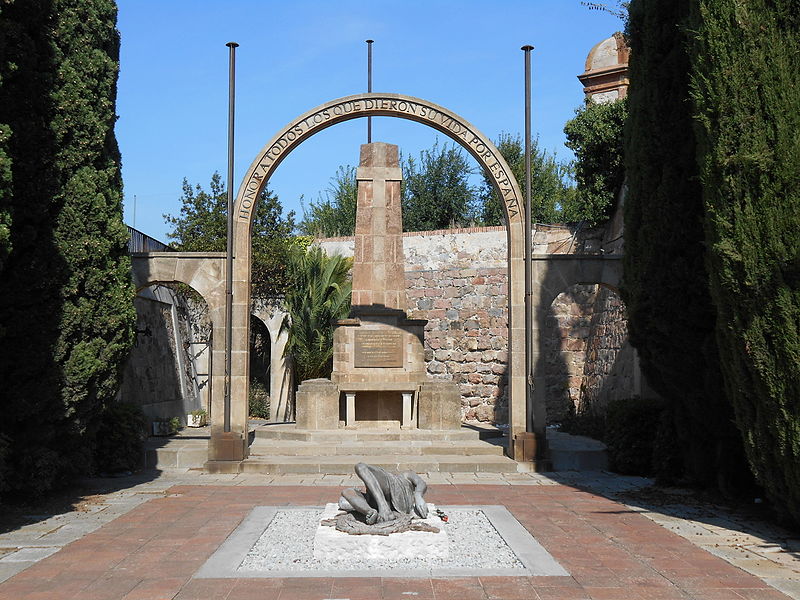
350, 143, 406, 312
294, 142, 461, 431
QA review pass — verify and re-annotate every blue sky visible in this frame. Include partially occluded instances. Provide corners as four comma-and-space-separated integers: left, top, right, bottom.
116, 1, 623, 242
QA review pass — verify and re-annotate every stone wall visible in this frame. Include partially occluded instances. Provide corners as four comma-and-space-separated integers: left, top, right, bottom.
581, 286, 636, 408
318, 220, 636, 425
544, 284, 636, 422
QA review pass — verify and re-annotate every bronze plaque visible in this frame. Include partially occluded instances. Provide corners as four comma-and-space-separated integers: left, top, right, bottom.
354, 331, 403, 368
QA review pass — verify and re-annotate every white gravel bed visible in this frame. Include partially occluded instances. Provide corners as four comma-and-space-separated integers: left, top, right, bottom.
238, 508, 525, 572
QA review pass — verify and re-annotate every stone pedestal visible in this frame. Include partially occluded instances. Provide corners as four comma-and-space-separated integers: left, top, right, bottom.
295, 379, 339, 430
417, 381, 462, 430
313, 503, 448, 560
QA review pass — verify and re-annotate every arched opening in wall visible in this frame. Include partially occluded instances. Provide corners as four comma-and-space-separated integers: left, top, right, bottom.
118, 283, 211, 427
249, 314, 271, 420
544, 283, 635, 428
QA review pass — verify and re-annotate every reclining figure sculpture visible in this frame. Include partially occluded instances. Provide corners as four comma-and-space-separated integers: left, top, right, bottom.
338, 462, 429, 525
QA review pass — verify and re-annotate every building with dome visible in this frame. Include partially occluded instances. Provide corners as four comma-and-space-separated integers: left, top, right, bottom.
578, 32, 630, 103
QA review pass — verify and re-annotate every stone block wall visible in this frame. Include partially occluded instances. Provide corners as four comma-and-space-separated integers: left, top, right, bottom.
118, 286, 210, 423
407, 264, 510, 423
318, 221, 634, 425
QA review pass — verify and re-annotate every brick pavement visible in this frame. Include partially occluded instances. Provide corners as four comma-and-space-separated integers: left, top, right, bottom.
0, 477, 792, 600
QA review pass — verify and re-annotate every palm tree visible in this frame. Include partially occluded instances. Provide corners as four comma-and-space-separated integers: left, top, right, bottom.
283, 246, 352, 383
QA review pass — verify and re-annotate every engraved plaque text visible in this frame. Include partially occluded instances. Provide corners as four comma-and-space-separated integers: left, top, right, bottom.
354, 331, 403, 368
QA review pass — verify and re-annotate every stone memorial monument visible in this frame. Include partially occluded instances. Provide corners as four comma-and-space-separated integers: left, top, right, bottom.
314, 463, 448, 560
295, 142, 461, 431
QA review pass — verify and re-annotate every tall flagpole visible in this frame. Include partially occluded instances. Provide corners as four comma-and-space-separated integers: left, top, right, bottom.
521, 44, 535, 444
366, 39, 374, 143
224, 41, 238, 434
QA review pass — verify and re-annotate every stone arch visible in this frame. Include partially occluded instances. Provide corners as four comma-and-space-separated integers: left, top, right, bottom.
531, 254, 623, 429
223, 93, 526, 460
130, 252, 226, 313
131, 252, 227, 436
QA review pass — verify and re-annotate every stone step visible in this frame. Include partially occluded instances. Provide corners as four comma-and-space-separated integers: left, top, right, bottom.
145, 438, 207, 470
252, 424, 500, 443
547, 430, 608, 471
237, 454, 521, 475
248, 439, 505, 457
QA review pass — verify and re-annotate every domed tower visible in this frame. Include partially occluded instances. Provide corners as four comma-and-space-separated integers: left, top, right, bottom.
578, 32, 630, 103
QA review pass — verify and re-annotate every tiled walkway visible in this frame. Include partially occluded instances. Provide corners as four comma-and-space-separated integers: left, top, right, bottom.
0, 471, 797, 599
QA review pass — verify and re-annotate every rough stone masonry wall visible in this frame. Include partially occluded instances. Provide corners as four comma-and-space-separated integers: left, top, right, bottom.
581, 286, 636, 408
405, 233, 510, 424
319, 222, 634, 424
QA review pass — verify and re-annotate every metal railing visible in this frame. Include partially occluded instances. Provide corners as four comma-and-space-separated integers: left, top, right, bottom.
127, 225, 174, 253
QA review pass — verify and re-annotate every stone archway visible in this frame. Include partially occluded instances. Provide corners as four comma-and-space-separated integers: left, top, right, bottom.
214, 93, 527, 461
130, 251, 226, 428
531, 253, 623, 435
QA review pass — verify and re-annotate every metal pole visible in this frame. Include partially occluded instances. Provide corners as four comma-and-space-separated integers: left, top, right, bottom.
521, 45, 534, 436
224, 41, 238, 434
366, 39, 373, 143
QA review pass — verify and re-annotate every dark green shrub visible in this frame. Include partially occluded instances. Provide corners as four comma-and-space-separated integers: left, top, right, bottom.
650, 407, 684, 485
0, 433, 9, 494
0, 0, 135, 494
249, 380, 270, 419
558, 403, 606, 442
605, 397, 664, 476
93, 402, 146, 474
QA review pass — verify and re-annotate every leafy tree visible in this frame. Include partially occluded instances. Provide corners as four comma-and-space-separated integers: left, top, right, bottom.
402, 140, 477, 232
164, 172, 297, 297
0, 0, 135, 494
301, 142, 480, 235
581, 1, 629, 20
691, 0, 800, 522
622, 0, 750, 494
479, 133, 575, 226
298, 166, 357, 237
283, 246, 352, 383
564, 97, 628, 224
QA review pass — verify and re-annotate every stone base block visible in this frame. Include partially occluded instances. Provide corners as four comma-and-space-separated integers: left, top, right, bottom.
417, 381, 461, 430
207, 431, 247, 461
313, 503, 448, 561
295, 379, 339, 430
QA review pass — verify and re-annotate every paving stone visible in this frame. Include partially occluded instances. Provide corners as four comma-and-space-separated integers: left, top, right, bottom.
0, 548, 59, 563
0, 562, 29, 584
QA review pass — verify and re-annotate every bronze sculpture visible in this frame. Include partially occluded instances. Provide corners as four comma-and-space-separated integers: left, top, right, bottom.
338, 463, 429, 525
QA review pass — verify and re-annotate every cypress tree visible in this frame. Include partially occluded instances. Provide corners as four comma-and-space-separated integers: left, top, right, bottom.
0, 125, 10, 274
0, 8, 13, 275
691, 0, 800, 522
622, 0, 750, 492
0, 0, 134, 494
